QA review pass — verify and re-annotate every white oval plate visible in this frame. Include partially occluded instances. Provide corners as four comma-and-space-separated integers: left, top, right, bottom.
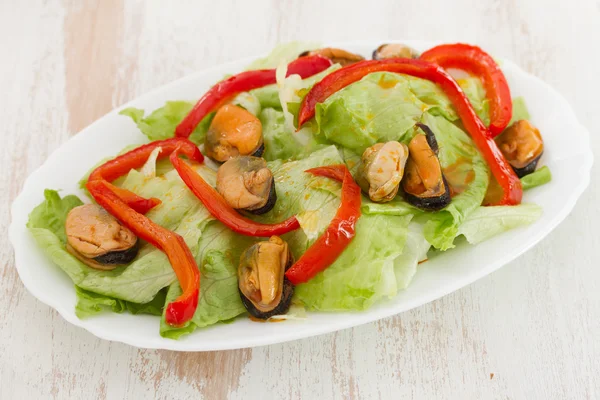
10, 40, 593, 351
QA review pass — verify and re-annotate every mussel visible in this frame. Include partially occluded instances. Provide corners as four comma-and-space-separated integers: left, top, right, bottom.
402, 124, 451, 210
356, 141, 409, 203
238, 236, 294, 319
372, 43, 419, 60
495, 119, 544, 177
205, 104, 264, 162
216, 156, 277, 215
299, 47, 364, 66
65, 204, 139, 270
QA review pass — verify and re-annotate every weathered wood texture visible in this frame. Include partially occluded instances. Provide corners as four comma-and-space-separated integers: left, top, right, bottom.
1, 0, 598, 399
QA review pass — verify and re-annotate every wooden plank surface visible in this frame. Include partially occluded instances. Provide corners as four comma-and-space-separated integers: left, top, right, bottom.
1, 0, 598, 398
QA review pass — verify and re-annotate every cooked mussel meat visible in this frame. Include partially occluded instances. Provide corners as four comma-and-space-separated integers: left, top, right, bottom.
372, 43, 419, 60
238, 236, 294, 319
299, 47, 364, 66
402, 124, 451, 210
205, 104, 264, 162
356, 141, 409, 202
65, 204, 139, 270
495, 119, 544, 177
216, 156, 277, 215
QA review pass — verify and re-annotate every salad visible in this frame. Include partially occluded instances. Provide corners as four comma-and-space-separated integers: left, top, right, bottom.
27, 42, 551, 339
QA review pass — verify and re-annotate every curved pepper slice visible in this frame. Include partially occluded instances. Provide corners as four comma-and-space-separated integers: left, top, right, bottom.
420, 43, 512, 137
170, 148, 300, 236
285, 165, 361, 285
87, 179, 199, 326
88, 138, 203, 214
296, 58, 522, 206
175, 54, 333, 138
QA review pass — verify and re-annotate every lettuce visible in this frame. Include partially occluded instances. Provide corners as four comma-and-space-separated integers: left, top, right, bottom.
521, 166, 552, 190
294, 214, 414, 310
120, 101, 213, 144
313, 72, 489, 155
75, 287, 167, 319
259, 108, 314, 161
458, 204, 542, 244
509, 96, 531, 125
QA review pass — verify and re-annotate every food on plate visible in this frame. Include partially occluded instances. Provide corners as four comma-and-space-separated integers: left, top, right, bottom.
356, 141, 409, 203
238, 236, 294, 319
66, 204, 139, 270
372, 43, 419, 60
299, 47, 364, 66
495, 119, 544, 177
402, 124, 451, 211
216, 156, 277, 214
205, 105, 264, 162
27, 42, 550, 339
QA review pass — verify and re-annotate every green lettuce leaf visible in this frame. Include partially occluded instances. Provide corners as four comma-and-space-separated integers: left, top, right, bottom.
75, 287, 167, 318
313, 72, 490, 155
521, 166, 552, 190
458, 204, 542, 244
259, 108, 322, 161
120, 101, 213, 144
456, 77, 490, 125
294, 214, 413, 310
508, 96, 531, 125
27, 189, 83, 242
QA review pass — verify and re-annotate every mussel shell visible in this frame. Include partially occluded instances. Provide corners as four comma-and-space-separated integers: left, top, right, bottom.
245, 177, 277, 215
372, 43, 419, 60
250, 142, 265, 159
240, 279, 294, 320
402, 124, 451, 211
415, 123, 440, 154
404, 176, 451, 211
93, 240, 140, 265
239, 254, 294, 320
512, 152, 543, 178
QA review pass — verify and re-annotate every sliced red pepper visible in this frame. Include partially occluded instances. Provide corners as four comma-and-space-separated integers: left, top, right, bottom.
420, 43, 512, 137
88, 138, 203, 214
170, 148, 301, 236
175, 55, 333, 138
297, 58, 522, 206
285, 165, 361, 285
87, 179, 199, 326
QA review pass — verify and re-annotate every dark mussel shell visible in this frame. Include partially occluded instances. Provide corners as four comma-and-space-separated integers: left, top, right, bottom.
250, 142, 265, 159
93, 240, 140, 265
404, 176, 451, 211
512, 154, 542, 178
495, 120, 544, 178
245, 177, 277, 215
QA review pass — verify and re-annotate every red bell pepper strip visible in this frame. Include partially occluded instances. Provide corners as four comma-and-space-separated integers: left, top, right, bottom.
420, 43, 512, 137
170, 148, 301, 236
297, 58, 522, 206
175, 55, 333, 138
285, 165, 361, 285
87, 179, 199, 326
88, 138, 203, 214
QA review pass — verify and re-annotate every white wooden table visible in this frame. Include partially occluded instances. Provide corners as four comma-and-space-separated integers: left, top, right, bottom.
2, 1, 598, 398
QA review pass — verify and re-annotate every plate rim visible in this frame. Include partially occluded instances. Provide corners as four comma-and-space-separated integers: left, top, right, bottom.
9, 40, 594, 351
